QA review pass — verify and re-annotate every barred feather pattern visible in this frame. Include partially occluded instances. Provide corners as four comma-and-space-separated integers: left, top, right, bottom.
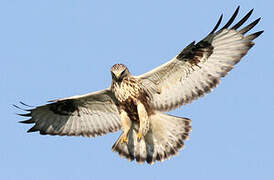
17, 89, 121, 137
16, 6, 263, 165
112, 112, 192, 164
137, 7, 263, 112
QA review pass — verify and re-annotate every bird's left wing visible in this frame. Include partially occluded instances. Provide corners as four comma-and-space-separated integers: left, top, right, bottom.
16, 89, 121, 137
137, 7, 263, 112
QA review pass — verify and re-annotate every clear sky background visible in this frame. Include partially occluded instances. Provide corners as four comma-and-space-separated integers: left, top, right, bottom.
1, 0, 273, 179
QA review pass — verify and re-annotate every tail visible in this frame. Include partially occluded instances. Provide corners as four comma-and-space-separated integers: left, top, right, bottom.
112, 112, 192, 164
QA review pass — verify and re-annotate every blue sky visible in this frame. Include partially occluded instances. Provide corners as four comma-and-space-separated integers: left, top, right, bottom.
1, 0, 273, 179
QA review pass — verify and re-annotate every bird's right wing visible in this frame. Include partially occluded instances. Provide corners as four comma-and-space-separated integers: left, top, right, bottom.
16, 89, 121, 137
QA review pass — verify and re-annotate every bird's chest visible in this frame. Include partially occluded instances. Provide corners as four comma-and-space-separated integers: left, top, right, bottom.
112, 78, 143, 121
112, 78, 152, 121
112, 78, 142, 103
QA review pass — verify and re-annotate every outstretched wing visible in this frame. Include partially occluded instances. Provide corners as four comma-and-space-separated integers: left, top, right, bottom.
137, 7, 263, 112
16, 89, 121, 137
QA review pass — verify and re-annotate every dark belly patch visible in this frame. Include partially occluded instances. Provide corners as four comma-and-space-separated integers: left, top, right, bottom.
120, 99, 139, 122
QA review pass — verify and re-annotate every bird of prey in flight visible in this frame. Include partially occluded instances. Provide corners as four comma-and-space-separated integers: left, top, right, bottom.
16, 6, 263, 164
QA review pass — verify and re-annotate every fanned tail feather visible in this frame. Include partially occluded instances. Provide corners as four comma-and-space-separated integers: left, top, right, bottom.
112, 112, 192, 164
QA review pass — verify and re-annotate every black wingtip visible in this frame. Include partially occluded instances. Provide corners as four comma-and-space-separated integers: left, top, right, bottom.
257, 30, 264, 36
251, 30, 264, 37
236, 5, 240, 10
221, 6, 240, 30
17, 113, 31, 117
239, 18, 261, 34
12, 104, 31, 112
19, 119, 34, 124
232, 8, 254, 30
209, 14, 223, 34
19, 101, 34, 107
27, 126, 38, 133
246, 30, 264, 40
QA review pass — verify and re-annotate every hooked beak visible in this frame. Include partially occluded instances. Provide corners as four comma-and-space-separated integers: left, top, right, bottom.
114, 72, 121, 79
112, 71, 122, 81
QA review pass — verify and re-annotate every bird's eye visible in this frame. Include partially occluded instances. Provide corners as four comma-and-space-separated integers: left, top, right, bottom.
120, 69, 126, 77
111, 72, 116, 79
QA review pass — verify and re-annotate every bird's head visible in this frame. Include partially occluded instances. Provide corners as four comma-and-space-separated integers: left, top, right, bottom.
111, 64, 130, 82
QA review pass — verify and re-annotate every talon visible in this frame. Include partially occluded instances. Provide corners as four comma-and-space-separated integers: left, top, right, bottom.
137, 132, 142, 141
121, 136, 128, 144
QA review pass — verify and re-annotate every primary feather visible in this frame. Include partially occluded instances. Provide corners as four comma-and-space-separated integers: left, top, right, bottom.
16, 6, 263, 164
137, 7, 263, 112
18, 89, 121, 137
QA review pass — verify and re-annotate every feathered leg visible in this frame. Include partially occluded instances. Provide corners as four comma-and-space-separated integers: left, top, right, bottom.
112, 112, 192, 164
120, 109, 131, 144
136, 100, 149, 141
